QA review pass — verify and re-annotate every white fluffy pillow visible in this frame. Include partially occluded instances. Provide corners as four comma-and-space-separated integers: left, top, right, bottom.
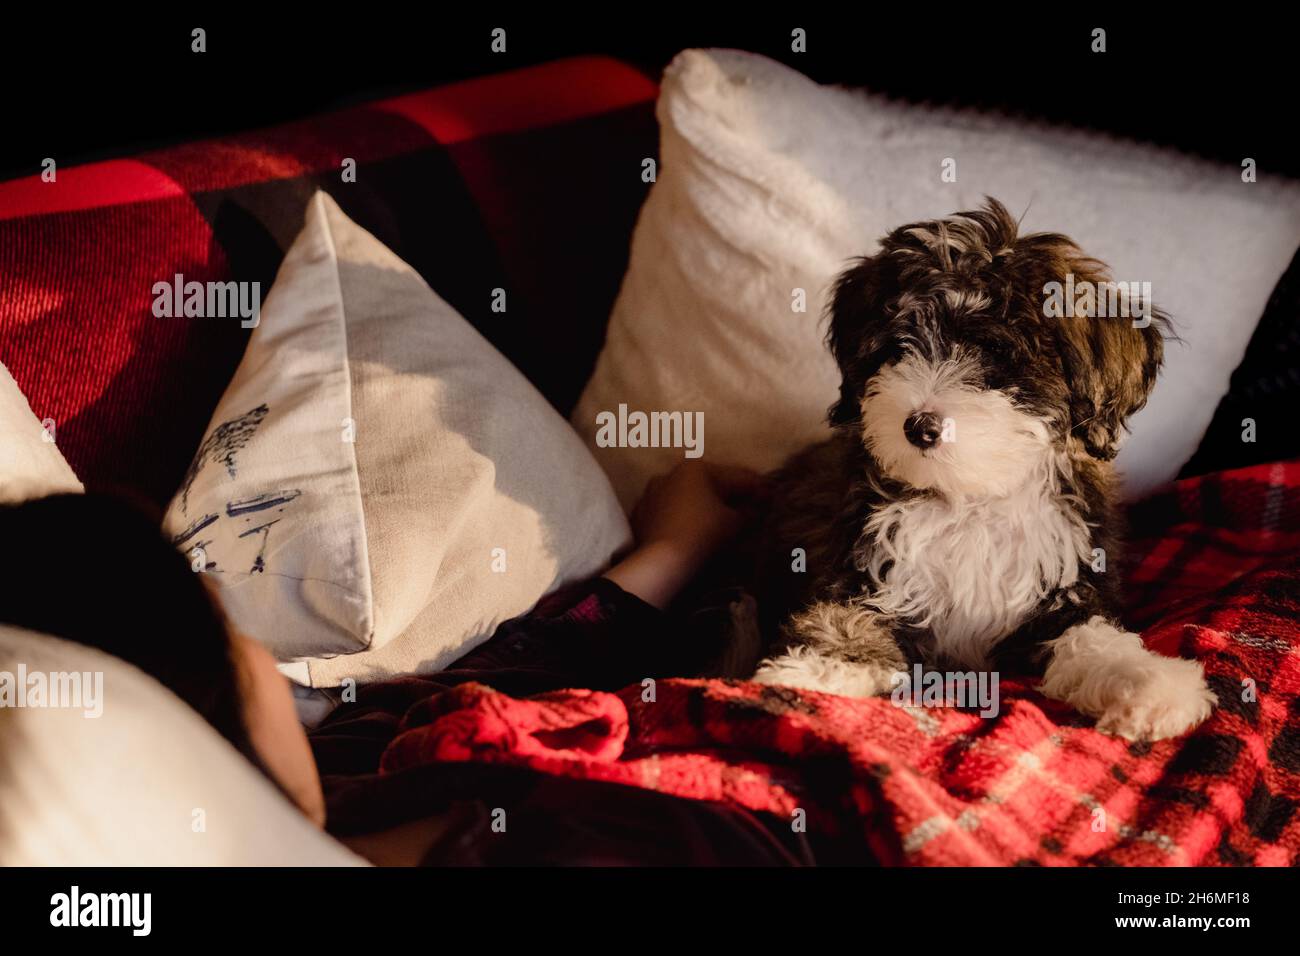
0, 362, 82, 503
164, 192, 630, 686
575, 49, 1300, 506
0, 624, 364, 865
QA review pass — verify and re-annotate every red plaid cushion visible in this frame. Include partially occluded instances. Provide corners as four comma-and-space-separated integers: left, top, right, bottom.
0, 56, 657, 505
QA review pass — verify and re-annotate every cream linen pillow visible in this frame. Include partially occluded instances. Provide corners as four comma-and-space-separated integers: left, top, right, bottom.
0, 624, 366, 865
163, 192, 630, 686
574, 49, 1300, 507
0, 362, 83, 503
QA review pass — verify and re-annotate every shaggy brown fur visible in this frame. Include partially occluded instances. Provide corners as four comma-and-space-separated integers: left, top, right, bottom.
751, 198, 1168, 678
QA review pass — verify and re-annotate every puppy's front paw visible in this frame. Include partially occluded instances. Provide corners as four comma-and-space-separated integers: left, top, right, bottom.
1094, 656, 1217, 742
753, 647, 898, 697
1040, 617, 1217, 742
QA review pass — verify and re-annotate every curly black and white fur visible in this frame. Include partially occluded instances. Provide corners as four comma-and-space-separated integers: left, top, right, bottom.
749, 199, 1216, 741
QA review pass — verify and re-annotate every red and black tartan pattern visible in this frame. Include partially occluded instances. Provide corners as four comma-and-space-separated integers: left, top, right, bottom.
0, 57, 658, 506
380, 461, 1300, 865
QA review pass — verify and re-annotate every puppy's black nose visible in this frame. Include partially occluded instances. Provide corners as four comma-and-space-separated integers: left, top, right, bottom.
904, 411, 943, 449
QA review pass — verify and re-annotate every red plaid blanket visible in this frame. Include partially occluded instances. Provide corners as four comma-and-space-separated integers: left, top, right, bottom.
382, 460, 1300, 865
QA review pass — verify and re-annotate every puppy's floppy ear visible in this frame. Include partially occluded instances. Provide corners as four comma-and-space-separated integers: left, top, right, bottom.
1055, 299, 1168, 461
826, 256, 892, 427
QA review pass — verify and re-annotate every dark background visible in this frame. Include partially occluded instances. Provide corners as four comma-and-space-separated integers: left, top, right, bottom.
2, 12, 1295, 182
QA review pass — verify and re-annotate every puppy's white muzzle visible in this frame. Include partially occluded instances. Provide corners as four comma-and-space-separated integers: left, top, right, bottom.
859, 351, 1050, 499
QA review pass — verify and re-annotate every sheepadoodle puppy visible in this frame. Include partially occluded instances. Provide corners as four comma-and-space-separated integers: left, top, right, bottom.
750, 198, 1216, 741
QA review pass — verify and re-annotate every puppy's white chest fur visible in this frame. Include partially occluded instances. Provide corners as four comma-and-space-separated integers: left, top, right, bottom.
860, 479, 1089, 668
